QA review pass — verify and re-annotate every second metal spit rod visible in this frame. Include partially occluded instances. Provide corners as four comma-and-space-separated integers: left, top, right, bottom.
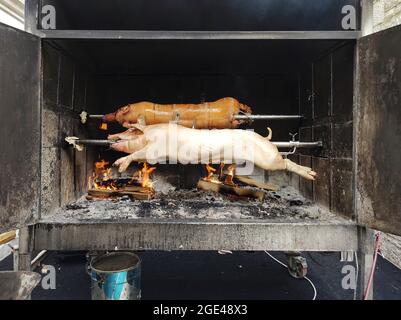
71, 139, 114, 146
70, 138, 322, 149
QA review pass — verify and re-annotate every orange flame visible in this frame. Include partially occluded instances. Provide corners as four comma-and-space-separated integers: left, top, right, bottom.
203, 164, 221, 184
95, 159, 109, 171
203, 163, 236, 185
206, 164, 216, 179
140, 162, 156, 189
88, 159, 118, 190
224, 164, 236, 186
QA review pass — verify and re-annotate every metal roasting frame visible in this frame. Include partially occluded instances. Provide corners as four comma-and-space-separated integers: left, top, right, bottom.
4, 0, 389, 300
35, 29, 362, 40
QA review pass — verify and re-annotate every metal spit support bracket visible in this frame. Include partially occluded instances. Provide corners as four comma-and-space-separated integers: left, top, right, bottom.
65, 136, 84, 151
281, 132, 298, 157
79, 111, 104, 124
80, 111, 88, 124
173, 111, 180, 124
289, 132, 298, 142
137, 115, 147, 126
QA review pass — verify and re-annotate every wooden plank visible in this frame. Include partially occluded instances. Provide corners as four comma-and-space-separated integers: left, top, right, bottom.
197, 180, 265, 201
235, 176, 279, 191
124, 191, 154, 200
0, 230, 16, 245
87, 188, 154, 200
87, 189, 114, 199
123, 185, 153, 193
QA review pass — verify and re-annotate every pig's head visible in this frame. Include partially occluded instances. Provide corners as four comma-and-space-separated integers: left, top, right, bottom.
103, 105, 132, 124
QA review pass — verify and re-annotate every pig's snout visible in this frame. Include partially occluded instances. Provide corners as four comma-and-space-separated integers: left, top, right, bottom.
111, 141, 127, 152
103, 112, 116, 122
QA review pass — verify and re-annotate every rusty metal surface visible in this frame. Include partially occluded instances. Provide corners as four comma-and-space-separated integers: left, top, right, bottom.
312, 157, 330, 209
332, 42, 354, 120
0, 24, 41, 233
297, 41, 356, 221
33, 219, 357, 251
355, 25, 401, 235
0, 271, 41, 300
331, 159, 353, 219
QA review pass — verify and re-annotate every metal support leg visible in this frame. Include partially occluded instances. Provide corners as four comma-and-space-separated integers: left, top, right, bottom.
18, 226, 34, 271
356, 227, 375, 300
13, 246, 19, 271
18, 227, 35, 300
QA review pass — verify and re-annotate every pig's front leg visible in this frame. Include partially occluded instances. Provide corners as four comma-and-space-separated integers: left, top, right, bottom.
110, 135, 148, 154
113, 148, 149, 172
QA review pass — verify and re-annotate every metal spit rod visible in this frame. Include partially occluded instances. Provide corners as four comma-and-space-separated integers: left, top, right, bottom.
73, 139, 114, 146
83, 114, 303, 120
274, 141, 323, 148
234, 114, 302, 120
70, 138, 322, 148
87, 115, 104, 119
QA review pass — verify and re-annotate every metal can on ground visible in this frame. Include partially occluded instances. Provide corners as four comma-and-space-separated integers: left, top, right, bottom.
89, 251, 141, 300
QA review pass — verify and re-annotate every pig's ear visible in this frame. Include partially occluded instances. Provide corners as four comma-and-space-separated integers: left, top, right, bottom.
124, 123, 145, 132
133, 123, 145, 132
119, 105, 131, 115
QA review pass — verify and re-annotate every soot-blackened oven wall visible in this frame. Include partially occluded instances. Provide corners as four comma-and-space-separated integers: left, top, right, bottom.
41, 42, 99, 215
40, 39, 355, 219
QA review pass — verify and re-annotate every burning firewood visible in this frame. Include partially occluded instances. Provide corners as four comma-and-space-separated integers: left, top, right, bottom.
87, 160, 156, 201
205, 164, 219, 183
197, 180, 265, 202
235, 176, 279, 192
218, 164, 278, 191
197, 164, 265, 201
87, 188, 154, 200
224, 164, 236, 185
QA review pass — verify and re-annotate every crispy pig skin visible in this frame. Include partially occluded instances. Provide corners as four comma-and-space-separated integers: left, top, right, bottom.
103, 97, 252, 129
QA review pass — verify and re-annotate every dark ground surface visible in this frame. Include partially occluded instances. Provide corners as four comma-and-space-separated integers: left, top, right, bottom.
1, 251, 400, 300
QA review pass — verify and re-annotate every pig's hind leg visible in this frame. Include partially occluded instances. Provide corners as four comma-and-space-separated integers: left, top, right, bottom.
284, 159, 317, 180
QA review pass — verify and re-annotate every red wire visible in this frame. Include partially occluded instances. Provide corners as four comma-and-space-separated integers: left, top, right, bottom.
363, 232, 381, 300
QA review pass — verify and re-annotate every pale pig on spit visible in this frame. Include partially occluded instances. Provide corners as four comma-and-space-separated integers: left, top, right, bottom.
108, 123, 317, 181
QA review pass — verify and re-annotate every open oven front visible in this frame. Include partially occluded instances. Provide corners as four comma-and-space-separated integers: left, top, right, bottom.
38, 38, 355, 229
1, 1, 400, 301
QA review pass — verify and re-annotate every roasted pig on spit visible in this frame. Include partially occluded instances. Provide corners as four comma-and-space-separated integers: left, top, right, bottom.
108, 124, 317, 180
103, 97, 252, 129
